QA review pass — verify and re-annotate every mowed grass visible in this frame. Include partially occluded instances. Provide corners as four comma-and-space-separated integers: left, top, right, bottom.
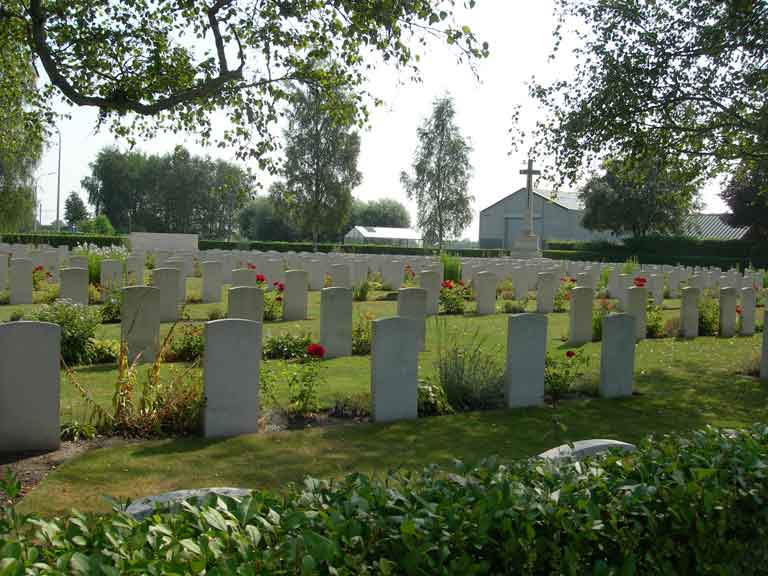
2, 278, 767, 515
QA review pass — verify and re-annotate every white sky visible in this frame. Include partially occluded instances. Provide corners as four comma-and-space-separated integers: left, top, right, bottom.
35, 1, 728, 238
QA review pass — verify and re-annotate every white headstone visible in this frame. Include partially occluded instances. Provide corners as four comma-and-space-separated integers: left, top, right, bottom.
152, 267, 180, 322
0, 253, 8, 291
126, 255, 145, 285
59, 267, 89, 305
739, 286, 756, 336
475, 271, 497, 316
397, 287, 427, 351
536, 272, 556, 314
719, 287, 737, 337
69, 254, 88, 270
121, 286, 161, 363
283, 269, 308, 321
761, 310, 768, 380
370, 316, 419, 422
505, 313, 547, 407
680, 287, 700, 338
202, 260, 223, 303
625, 286, 647, 340
228, 286, 264, 322
10, 258, 33, 305
599, 314, 635, 398
100, 259, 123, 291
231, 268, 256, 287
568, 286, 594, 345
263, 259, 285, 290
320, 287, 353, 358
329, 263, 351, 289
419, 270, 441, 316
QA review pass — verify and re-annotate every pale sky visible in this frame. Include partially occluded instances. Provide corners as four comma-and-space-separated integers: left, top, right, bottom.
35, 1, 727, 238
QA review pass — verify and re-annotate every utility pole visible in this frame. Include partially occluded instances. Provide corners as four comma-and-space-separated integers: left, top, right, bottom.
55, 127, 62, 232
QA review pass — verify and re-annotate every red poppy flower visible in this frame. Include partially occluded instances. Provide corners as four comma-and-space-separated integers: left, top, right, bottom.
566, 350, 576, 358
255, 274, 266, 283
441, 280, 454, 289
277, 282, 285, 292
33, 265, 44, 272
273, 280, 279, 286
736, 305, 742, 315
306, 343, 325, 359
247, 263, 256, 270
633, 276, 647, 288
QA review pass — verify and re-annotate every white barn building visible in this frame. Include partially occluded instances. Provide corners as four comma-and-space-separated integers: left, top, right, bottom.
344, 226, 422, 247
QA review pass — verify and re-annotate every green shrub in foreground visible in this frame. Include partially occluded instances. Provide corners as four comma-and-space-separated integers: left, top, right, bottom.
2, 426, 767, 574
30, 300, 102, 365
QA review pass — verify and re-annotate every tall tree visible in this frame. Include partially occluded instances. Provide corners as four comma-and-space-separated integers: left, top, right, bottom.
401, 96, 474, 249
0, 1, 486, 166
721, 158, 768, 240
239, 196, 301, 242
579, 155, 701, 238
524, 0, 768, 185
270, 86, 362, 250
348, 199, 411, 231
64, 192, 88, 228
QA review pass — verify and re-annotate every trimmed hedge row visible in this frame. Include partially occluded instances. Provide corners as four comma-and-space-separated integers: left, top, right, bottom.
2, 426, 767, 573
543, 249, 768, 269
0, 233, 124, 249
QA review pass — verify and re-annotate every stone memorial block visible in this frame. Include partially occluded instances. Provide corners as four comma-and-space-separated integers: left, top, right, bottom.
370, 316, 419, 422
461, 261, 474, 285
306, 259, 325, 291
204, 319, 262, 438
100, 259, 123, 291
152, 267, 180, 322
649, 274, 664, 305
397, 287, 427, 351
538, 439, 636, 462
680, 287, 700, 338
351, 260, 369, 287
599, 314, 635, 398
181, 253, 195, 277
320, 287, 353, 358
761, 310, 768, 380
0, 321, 60, 452
202, 260, 223, 303
228, 287, 264, 322
719, 287, 737, 337
329, 263, 351, 288
419, 269, 441, 316
569, 286, 594, 345
536, 272, 556, 314
513, 268, 528, 301
231, 268, 256, 287
283, 269, 308, 321
68, 255, 88, 269
165, 258, 186, 302
0, 253, 8, 290
617, 273, 631, 309
41, 250, 60, 283
475, 271, 498, 316
121, 286, 161, 363
10, 258, 33, 305
263, 259, 285, 289
126, 255, 145, 285
381, 260, 403, 290
59, 267, 89, 305
505, 313, 547, 408
740, 287, 756, 336
625, 286, 647, 340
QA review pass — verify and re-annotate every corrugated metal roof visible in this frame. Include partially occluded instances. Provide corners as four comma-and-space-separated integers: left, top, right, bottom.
351, 226, 422, 240
682, 213, 749, 240
480, 187, 583, 214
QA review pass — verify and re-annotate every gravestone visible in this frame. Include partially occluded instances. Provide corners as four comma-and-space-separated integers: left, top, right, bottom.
625, 286, 647, 340
69, 254, 88, 269
228, 287, 264, 322
41, 250, 60, 284
126, 255, 145, 285
649, 273, 664, 306
202, 261, 223, 303
568, 286, 594, 345
100, 259, 123, 291
536, 272, 556, 314
371, 316, 419, 422
513, 269, 528, 301
505, 313, 547, 408
381, 260, 403, 290
59, 267, 89, 305
761, 310, 768, 380
475, 271, 497, 316
740, 286, 756, 336
165, 258, 186, 302
330, 263, 351, 288
121, 286, 161, 363
419, 270, 441, 316
599, 314, 635, 398
283, 269, 308, 321
203, 319, 262, 438
10, 258, 33, 305
680, 287, 700, 338
152, 267, 180, 322
320, 287, 353, 358
231, 268, 256, 287
397, 287, 427, 351
0, 253, 7, 290
306, 259, 325, 291
719, 287, 737, 337
351, 260, 369, 287
0, 321, 60, 452
538, 439, 636, 462
263, 259, 285, 289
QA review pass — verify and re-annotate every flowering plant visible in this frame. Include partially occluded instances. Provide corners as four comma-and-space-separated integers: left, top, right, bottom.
306, 343, 325, 359
403, 264, 417, 286
440, 279, 469, 315
633, 276, 647, 288
592, 298, 615, 341
544, 349, 589, 408
32, 264, 53, 291
247, 263, 256, 270
554, 277, 576, 312
255, 273, 266, 283
256, 278, 284, 321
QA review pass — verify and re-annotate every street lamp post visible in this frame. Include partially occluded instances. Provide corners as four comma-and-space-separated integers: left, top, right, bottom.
55, 127, 62, 232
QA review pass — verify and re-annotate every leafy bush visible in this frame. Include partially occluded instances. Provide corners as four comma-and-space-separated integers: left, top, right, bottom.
439, 279, 468, 315
207, 308, 224, 320
30, 300, 102, 365
553, 276, 576, 312
3, 427, 768, 573
441, 253, 461, 282
0, 291, 8, 305
352, 280, 370, 302
86, 339, 120, 365
263, 331, 312, 360
417, 380, 453, 416
60, 420, 97, 441
261, 359, 323, 416
100, 287, 122, 323
8, 311, 23, 322
646, 304, 666, 338
88, 283, 101, 304
592, 298, 616, 341
545, 349, 589, 406
351, 312, 372, 355
699, 298, 720, 336
32, 282, 59, 304
167, 324, 204, 362
502, 299, 527, 314
262, 286, 284, 322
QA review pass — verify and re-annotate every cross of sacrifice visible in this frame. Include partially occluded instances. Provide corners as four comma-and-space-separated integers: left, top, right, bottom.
519, 159, 541, 236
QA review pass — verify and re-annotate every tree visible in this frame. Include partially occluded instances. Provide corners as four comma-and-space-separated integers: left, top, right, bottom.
239, 197, 301, 242
348, 199, 411, 231
525, 0, 768, 185
401, 96, 474, 249
79, 214, 116, 236
0, 1, 486, 166
270, 86, 362, 249
64, 192, 88, 228
721, 159, 768, 240
579, 155, 701, 238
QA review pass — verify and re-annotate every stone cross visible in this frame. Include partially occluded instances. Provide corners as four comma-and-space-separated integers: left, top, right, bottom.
519, 159, 541, 236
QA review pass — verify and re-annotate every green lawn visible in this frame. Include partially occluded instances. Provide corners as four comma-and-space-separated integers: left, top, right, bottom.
3, 278, 767, 515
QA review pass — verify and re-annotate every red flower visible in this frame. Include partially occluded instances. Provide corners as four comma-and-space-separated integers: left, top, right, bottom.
255, 274, 266, 283
247, 263, 256, 270
633, 276, 647, 288
441, 280, 454, 289
276, 282, 285, 292
306, 343, 325, 359
33, 265, 44, 272
566, 350, 576, 358
736, 305, 742, 315
273, 280, 279, 286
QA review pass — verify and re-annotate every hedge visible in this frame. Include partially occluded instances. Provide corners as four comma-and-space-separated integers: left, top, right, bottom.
0, 232, 125, 249
2, 426, 767, 573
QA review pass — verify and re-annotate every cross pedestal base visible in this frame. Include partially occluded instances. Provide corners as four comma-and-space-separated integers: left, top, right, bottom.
510, 233, 542, 258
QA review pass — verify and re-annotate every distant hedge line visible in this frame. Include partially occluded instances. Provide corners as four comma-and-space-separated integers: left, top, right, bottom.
2, 427, 767, 573
0, 233, 124, 248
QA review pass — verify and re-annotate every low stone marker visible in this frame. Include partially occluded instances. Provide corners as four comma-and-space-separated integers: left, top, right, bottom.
505, 313, 547, 408
599, 314, 635, 398
419, 269, 441, 316
263, 259, 285, 289
10, 258, 33, 305
126, 488, 252, 520
126, 255, 145, 285
381, 260, 403, 290
536, 272, 556, 314
152, 267, 180, 322
680, 286, 700, 338
538, 439, 636, 461
649, 273, 664, 306
69, 254, 88, 270
166, 258, 186, 302
203, 319, 262, 438
231, 268, 256, 287
370, 316, 419, 422
100, 259, 123, 291
60, 267, 89, 305
121, 286, 161, 363
761, 310, 768, 380
283, 269, 308, 321
513, 270, 528, 301
397, 287, 427, 351
320, 287, 353, 358
568, 286, 594, 345
306, 259, 325, 291
740, 286, 756, 336
0, 321, 60, 452
475, 271, 497, 316
719, 287, 737, 337
228, 287, 264, 322
329, 263, 351, 288
625, 285, 647, 340
202, 260, 223, 303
